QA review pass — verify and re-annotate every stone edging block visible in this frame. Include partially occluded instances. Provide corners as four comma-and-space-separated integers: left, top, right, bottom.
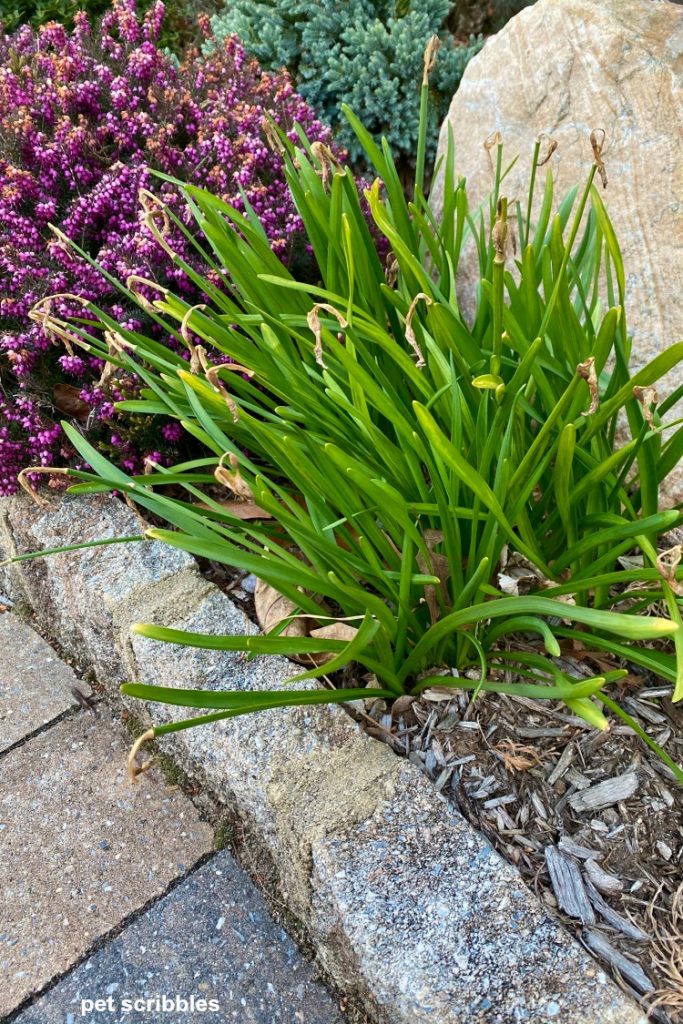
0, 493, 646, 1024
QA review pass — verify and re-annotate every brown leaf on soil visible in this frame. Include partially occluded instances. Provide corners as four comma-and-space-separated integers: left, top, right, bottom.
53, 383, 90, 421
309, 622, 358, 644
497, 547, 547, 596
254, 579, 307, 637
390, 694, 416, 721
253, 580, 358, 664
493, 739, 542, 773
307, 622, 359, 665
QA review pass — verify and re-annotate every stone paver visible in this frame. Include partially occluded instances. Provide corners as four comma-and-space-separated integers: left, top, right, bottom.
0, 708, 213, 1016
0, 614, 78, 751
14, 851, 344, 1024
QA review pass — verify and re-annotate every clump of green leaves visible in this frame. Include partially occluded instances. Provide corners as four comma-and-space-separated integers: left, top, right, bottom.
1, 0, 109, 34
1, 0, 218, 54
32, 101, 683, 780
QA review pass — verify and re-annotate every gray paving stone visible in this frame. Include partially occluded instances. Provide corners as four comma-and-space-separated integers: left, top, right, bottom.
0, 614, 79, 751
14, 851, 345, 1024
0, 710, 213, 1016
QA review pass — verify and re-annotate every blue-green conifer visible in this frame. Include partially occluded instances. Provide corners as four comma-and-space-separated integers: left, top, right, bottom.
209, 1, 482, 167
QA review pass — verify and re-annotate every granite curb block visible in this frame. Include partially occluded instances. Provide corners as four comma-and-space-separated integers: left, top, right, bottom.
0, 493, 646, 1024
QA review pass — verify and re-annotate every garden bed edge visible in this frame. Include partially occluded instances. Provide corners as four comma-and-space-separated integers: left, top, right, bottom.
0, 491, 647, 1024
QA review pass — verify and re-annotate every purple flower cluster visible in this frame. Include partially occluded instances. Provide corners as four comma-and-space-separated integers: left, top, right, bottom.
0, 1, 335, 495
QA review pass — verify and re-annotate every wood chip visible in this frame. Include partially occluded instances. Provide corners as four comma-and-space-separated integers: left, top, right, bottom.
434, 766, 454, 791
582, 930, 654, 994
514, 833, 542, 851
557, 836, 603, 861
624, 698, 667, 726
655, 840, 672, 861
636, 687, 672, 699
565, 767, 591, 790
547, 743, 574, 785
515, 726, 567, 738
583, 878, 649, 942
530, 791, 548, 820
583, 858, 623, 896
544, 846, 595, 925
483, 793, 517, 810
568, 771, 640, 813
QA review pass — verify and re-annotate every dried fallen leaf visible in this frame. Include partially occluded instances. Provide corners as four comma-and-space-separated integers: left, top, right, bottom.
195, 500, 273, 520
53, 383, 90, 421
390, 694, 416, 721
494, 738, 542, 773
497, 549, 547, 596
307, 622, 358, 665
254, 579, 307, 637
309, 622, 358, 644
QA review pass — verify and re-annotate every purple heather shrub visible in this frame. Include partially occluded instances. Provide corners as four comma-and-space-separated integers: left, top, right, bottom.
0, 0, 337, 495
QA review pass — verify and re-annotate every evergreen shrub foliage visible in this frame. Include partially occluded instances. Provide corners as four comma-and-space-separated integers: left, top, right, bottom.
208, 0, 482, 168
0, 0, 110, 35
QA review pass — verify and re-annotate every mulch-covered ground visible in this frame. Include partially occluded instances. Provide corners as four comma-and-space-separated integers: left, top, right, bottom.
362, 677, 683, 1023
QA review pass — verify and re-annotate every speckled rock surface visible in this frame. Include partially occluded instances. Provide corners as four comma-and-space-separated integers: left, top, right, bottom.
0, 493, 193, 682
0, 708, 213, 1016
124, 585, 398, 921
431, 0, 683, 501
312, 761, 645, 1024
13, 852, 344, 1024
0, 614, 78, 751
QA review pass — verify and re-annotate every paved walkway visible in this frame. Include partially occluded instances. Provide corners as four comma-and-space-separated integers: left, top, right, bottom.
0, 613, 344, 1024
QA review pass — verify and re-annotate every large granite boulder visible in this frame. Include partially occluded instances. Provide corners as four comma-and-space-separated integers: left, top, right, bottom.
432, 0, 683, 499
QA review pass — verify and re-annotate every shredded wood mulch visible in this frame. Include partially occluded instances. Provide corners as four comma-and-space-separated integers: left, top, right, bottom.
363, 678, 683, 1023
